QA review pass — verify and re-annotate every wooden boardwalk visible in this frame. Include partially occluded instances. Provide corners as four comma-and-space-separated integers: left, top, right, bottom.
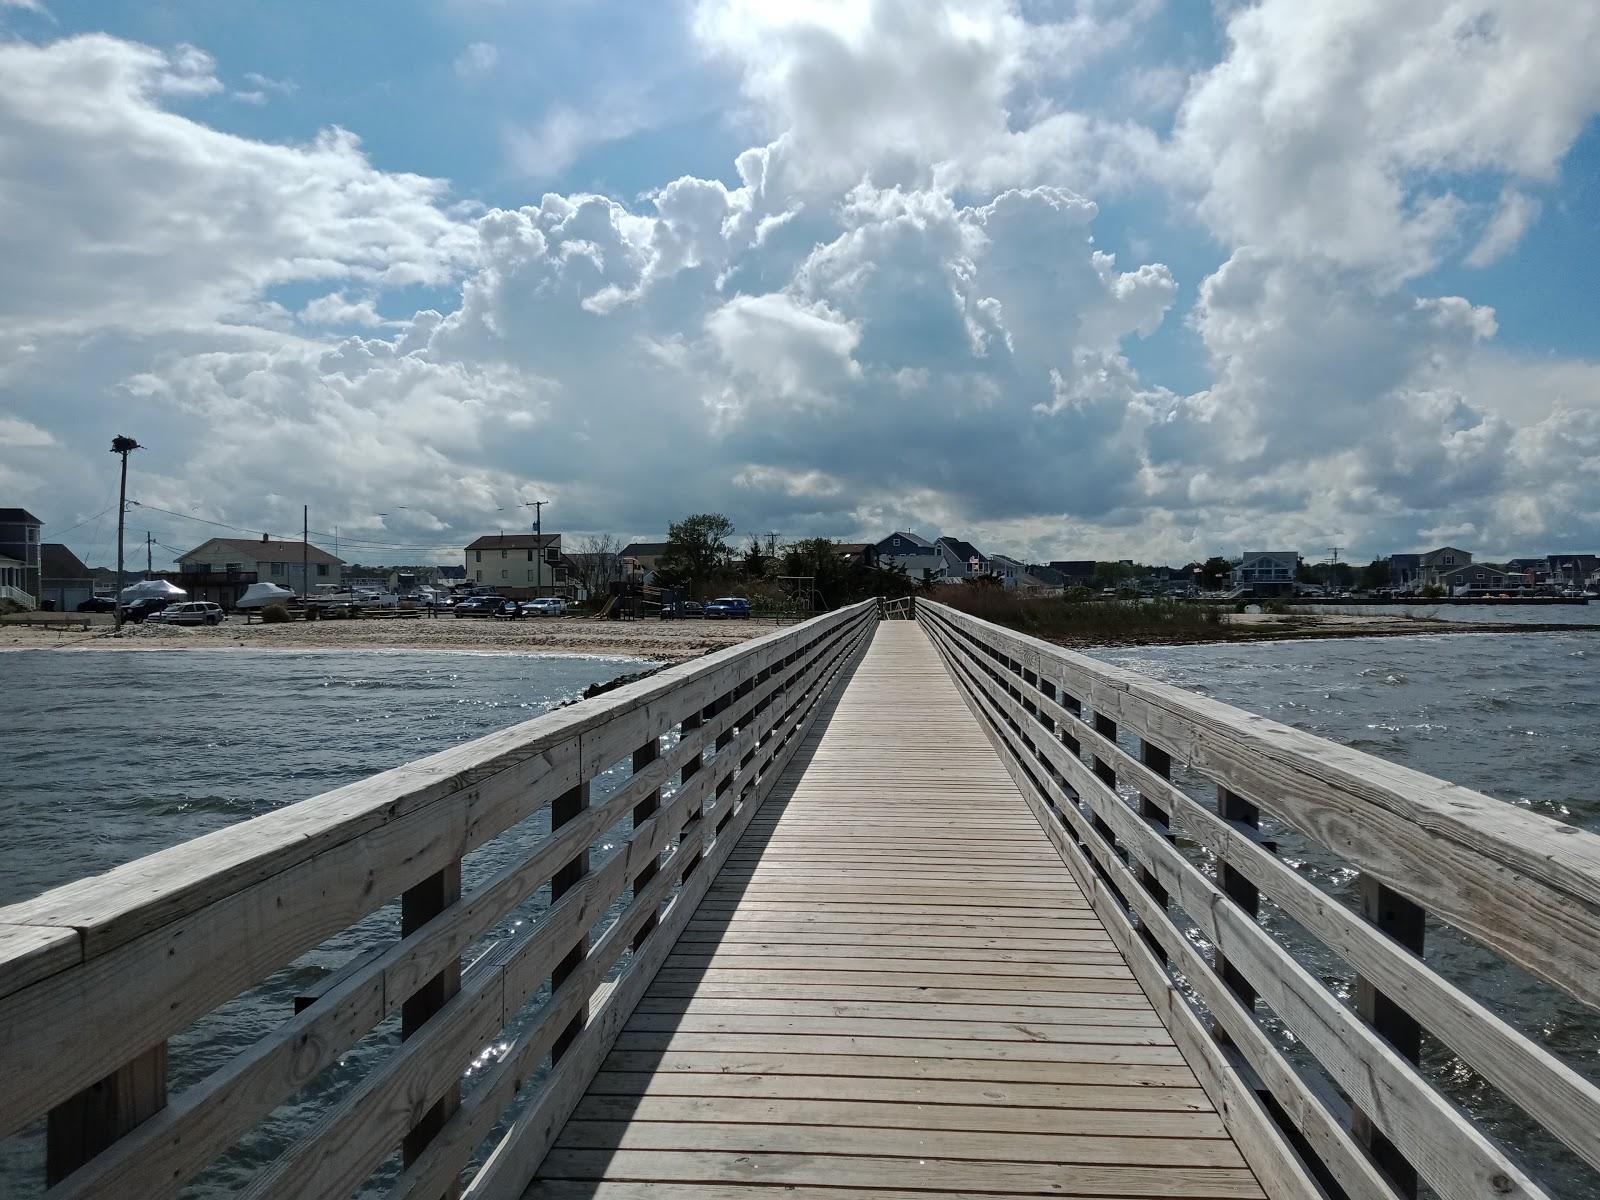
526, 621, 1264, 1198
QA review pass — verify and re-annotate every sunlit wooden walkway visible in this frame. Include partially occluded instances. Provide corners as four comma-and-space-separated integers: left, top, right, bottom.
525, 621, 1263, 1198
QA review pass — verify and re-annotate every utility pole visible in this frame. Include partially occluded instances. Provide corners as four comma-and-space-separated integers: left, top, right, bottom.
145, 532, 153, 577
303, 506, 310, 599
523, 500, 548, 596
110, 436, 141, 628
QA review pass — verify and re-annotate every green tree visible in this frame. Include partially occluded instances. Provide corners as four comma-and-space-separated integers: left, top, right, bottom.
1360, 557, 1389, 590
655, 513, 735, 595
740, 535, 769, 580
1198, 556, 1233, 589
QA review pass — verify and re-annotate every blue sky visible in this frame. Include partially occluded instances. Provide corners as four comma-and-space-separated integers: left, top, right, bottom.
1, 0, 1597, 567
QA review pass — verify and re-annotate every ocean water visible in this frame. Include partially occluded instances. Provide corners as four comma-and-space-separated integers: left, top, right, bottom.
2, 636, 1596, 1195
1090, 632, 1600, 1197
0, 648, 652, 1197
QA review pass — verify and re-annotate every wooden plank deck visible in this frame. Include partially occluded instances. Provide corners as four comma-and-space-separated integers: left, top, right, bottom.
524, 621, 1264, 1199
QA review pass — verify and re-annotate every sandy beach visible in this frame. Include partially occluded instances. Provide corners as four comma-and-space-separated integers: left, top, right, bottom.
4, 607, 1589, 661
0, 613, 782, 664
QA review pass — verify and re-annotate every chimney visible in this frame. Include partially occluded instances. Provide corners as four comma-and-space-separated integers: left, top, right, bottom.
262, 533, 269, 543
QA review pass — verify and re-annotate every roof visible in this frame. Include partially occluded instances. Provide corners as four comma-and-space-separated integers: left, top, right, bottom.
40, 543, 91, 580
0, 554, 22, 569
877, 531, 934, 551
835, 542, 873, 555
936, 536, 986, 563
620, 541, 671, 558
0, 508, 42, 525
179, 537, 345, 566
1026, 565, 1067, 586
465, 533, 561, 552
1242, 550, 1297, 559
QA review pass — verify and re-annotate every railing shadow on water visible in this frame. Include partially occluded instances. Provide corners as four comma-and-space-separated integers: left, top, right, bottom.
523, 650, 865, 1196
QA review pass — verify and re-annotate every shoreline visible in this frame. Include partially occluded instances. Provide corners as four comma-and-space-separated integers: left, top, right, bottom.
0, 614, 784, 665
4, 609, 1593, 660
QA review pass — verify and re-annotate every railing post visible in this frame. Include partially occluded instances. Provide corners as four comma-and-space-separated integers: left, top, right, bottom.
399, 860, 462, 1194
631, 735, 662, 950
1214, 786, 1260, 1031
550, 779, 591, 1059
1090, 713, 1121, 853
46, 1045, 168, 1185
1353, 877, 1425, 1197
1137, 741, 1172, 960
678, 711, 705, 877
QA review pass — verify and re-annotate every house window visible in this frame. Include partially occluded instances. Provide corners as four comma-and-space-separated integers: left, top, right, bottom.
527, 570, 535, 581
192, 563, 210, 574
501, 549, 507, 559
475, 570, 482, 582
500, 569, 508, 579
545, 548, 560, 563
317, 564, 329, 577
271, 562, 284, 576
527, 549, 534, 561
475, 550, 482, 563
224, 562, 240, 574
1443, 555, 1454, 565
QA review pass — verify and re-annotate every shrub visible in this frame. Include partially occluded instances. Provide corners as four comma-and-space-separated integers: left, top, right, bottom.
260, 603, 292, 624
1261, 599, 1290, 615
938, 589, 1226, 644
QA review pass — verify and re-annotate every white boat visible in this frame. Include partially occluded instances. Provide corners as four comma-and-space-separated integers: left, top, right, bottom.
235, 582, 298, 609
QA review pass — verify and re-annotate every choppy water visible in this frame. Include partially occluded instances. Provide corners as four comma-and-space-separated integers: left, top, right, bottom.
1091, 632, 1600, 1197
0, 649, 651, 1197
2, 637, 1596, 1195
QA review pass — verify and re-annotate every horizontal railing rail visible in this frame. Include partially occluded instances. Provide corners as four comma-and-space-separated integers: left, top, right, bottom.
0, 599, 875, 1199
919, 598, 1600, 1200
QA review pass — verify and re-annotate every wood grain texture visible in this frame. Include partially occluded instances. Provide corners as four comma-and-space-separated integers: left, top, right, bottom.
524, 622, 1265, 1200
923, 603, 1574, 1200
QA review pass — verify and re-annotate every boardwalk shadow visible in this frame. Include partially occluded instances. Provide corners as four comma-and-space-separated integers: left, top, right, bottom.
528, 634, 871, 1195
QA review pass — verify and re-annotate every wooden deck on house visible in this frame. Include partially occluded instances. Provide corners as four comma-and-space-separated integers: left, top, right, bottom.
524, 621, 1264, 1199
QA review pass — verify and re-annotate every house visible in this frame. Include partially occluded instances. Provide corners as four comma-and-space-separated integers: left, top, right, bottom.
619, 541, 672, 578
874, 532, 947, 585
38, 543, 96, 612
178, 535, 343, 597
1048, 560, 1098, 585
1024, 563, 1068, 592
1416, 546, 1472, 589
835, 543, 880, 569
0, 507, 42, 605
936, 536, 988, 580
1232, 550, 1299, 596
986, 553, 1026, 588
1547, 554, 1598, 588
874, 531, 934, 557
466, 532, 566, 595
1436, 564, 1507, 595
436, 565, 468, 585
1387, 553, 1422, 590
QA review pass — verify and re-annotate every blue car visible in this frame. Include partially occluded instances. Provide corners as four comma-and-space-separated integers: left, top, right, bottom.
704, 596, 751, 619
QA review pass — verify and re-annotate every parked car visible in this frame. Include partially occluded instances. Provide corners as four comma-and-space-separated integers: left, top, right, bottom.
148, 601, 227, 626
452, 596, 496, 618
703, 596, 751, 619
490, 598, 523, 619
118, 597, 174, 623
521, 597, 567, 617
76, 595, 117, 613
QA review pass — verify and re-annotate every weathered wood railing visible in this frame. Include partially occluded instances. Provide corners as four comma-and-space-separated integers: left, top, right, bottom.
919, 599, 1600, 1200
0, 599, 874, 1199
